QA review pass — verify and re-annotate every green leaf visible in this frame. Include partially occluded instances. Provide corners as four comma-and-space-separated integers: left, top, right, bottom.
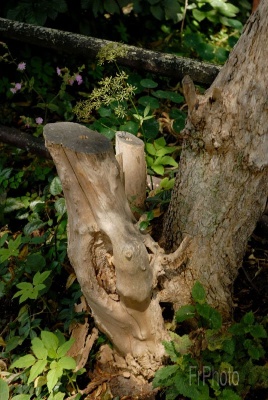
47, 393, 65, 400
153, 364, 179, 388
163, 341, 179, 362
140, 79, 158, 88
50, 176, 63, 196
151, 164, 164, 175
228, 322, 245, 335
150, 4, 164, 20
5, 335, 23, 352
11, 395, 32, 400
249, 324, 267, 339
242, 311, 255, 325
119, 121, 139, 135
10, 354, 36, 369
31, 337, 48, 360
219, 388, 241, 400
58, 356, 76, 370
139, 221, 149, 231
28, 359, 47, 384
176, 305, 196, 323
3, 197, 25, 213
54, 198, 66, 216
169, 332, 192, 354
192, 281, 206, 303
33, 270, 51, 286
138, 96, 159, 109
155, 146, 177, 156
47, 366, 62, 393
0, 378, 9, 400
158, 155, 178, 167
143, 118, 159, 140
16, 282, 33, 291
56, 339, 75, 358
23, 220, 47, 236
146, 143, 157, 156
41, 331, 59, 354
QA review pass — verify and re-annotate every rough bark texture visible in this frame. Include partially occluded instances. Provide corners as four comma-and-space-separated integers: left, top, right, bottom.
163, 1, 268, 316
0, 17, 220, 85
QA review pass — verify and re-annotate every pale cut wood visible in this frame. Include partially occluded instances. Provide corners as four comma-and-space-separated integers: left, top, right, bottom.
43, 122, 171, 372
115, 131, 147, 214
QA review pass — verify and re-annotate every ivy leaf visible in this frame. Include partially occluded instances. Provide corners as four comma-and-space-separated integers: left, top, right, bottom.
23, 219, 47, 236
50, 176, 63, 196
54, 198, 66, 216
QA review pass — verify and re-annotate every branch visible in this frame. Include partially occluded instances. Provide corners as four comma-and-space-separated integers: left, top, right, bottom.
0, 17, 221, 85
0, 124, 51, 159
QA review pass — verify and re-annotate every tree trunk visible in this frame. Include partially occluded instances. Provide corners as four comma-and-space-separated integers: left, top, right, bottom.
163, 0, 268, 316
43, 2, 268, 397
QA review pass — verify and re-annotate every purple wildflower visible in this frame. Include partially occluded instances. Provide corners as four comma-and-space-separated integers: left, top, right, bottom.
15, 83, 22, 91
35, 117, 43, 125
10, 82, 22, 93
75, 74, 83, 85
56, 67, 61, 76
17, 62, 26, 71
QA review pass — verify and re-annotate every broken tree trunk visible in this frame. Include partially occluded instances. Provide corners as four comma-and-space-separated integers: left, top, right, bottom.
0, 17, 220, 85
43, 121, 194, 396
162, 1, 268, 316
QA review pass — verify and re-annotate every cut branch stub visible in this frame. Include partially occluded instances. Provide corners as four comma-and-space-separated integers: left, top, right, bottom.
115, 131, 147, 214
43, 122, 153, 308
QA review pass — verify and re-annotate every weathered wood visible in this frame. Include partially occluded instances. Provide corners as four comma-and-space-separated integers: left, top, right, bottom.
115, 131, 147, 213
43, 122, 168, 366
0, 17, 221, 85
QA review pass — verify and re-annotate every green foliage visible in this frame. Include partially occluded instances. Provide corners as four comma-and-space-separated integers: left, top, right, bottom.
153, 282, 268, 399
0, 378, 9, 400
146, 137, 180, 176
9, 330, 79, 397
13, 270, 51, 303
6, 0, 68, 26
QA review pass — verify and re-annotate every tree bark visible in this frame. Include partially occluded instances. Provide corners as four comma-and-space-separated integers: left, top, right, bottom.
0, 17, 220, 85
163, 1, 268, 315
